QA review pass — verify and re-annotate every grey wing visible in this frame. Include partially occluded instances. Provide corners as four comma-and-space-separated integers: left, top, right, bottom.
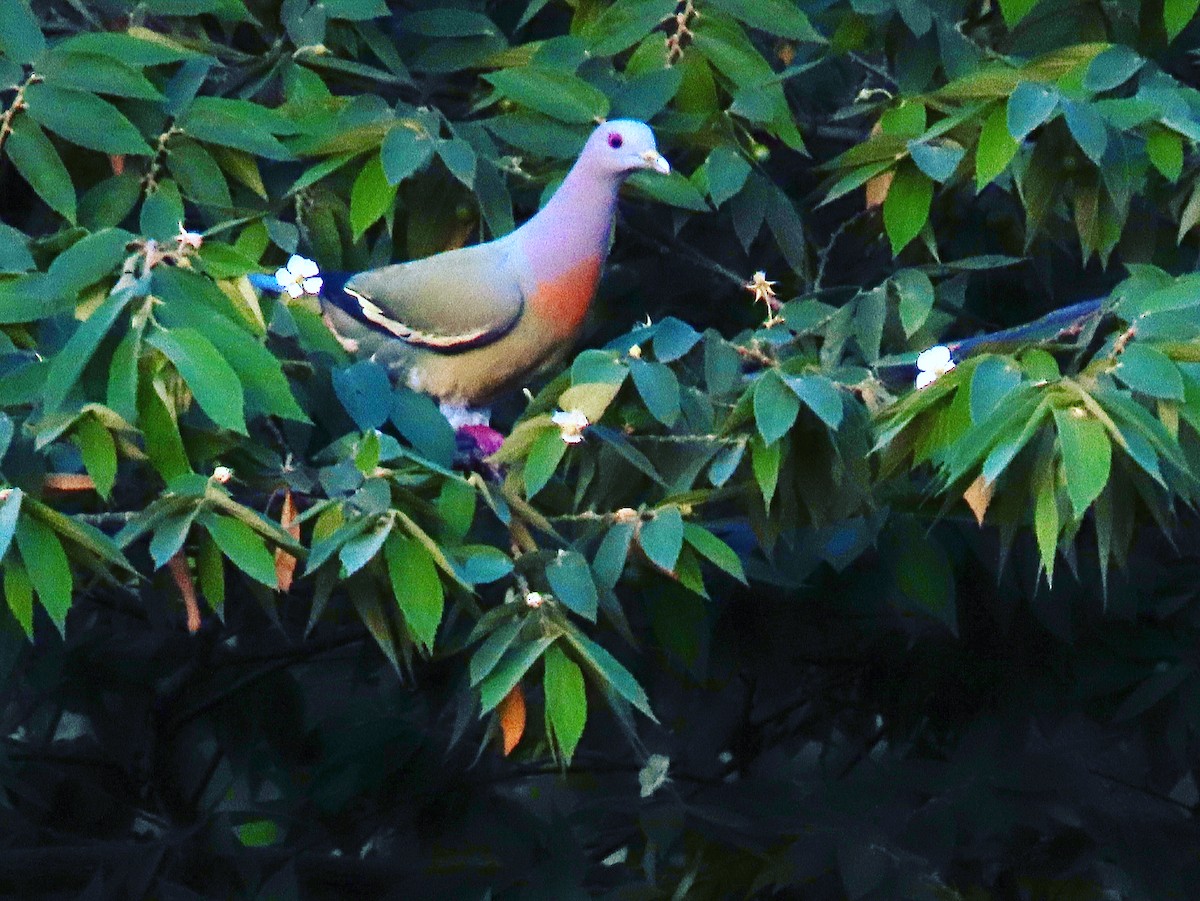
338, 240, 526, 353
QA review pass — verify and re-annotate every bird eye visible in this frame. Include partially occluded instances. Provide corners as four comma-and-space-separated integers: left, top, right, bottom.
607, 132, 623, 149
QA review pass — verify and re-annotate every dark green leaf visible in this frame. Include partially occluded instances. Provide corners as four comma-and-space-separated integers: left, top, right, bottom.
24, 84, 148, 155
639, 505, 684, 573
546, 550, 598, 621
543, 644, 587, 763
147, 327, 247, 434
202, 513, 277, 588
385, 532, 444, 651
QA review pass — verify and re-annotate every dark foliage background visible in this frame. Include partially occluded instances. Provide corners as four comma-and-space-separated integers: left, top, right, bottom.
2, 0, 1200, 897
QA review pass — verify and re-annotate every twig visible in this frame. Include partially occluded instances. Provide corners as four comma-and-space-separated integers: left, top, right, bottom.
0, 74, 37, 158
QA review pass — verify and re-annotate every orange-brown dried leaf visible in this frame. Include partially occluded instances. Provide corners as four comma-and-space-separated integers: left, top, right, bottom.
168, 551, 202, 633
964, 475, 995, 526
498, 683, 527, 756
275, 488, 300, 593
864, 120, 892, 209
43, 473, 96, 492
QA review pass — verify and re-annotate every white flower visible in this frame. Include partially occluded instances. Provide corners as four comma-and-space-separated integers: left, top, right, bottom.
274, 255, 323, 298
915, 345, 955, 389
524, 591, 545, 609
175, 223, 203, 250
211, 465, 233, 484
551, 409, 589, 444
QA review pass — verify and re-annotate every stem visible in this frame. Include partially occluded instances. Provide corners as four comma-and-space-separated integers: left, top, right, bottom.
0, 73, 37, 158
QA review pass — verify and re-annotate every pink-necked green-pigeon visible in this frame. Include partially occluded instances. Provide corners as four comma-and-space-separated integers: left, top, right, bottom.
255, 119, 669, 454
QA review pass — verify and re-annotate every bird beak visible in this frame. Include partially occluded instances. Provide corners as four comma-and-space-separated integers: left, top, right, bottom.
641, 150, 671, 175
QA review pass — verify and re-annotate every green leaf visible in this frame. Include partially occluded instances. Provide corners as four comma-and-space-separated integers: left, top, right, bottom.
630, 359, 681, 426
470, 618, 523, 686
524, 428, 568, 498
1054, 408, 1112, 519
390, 389, 457, 467
893, 269, 935, 337
1083, 45, 1144, 92
0, 489, 21, 567
15, 515, 72, 634
339, 517, 391, 576
177, 97, 293, 161
882, 161, 932, 255
454, 545, 513, 585
6, 115, 76, 222
705, 145, 752, 207
0, 223, 34, 274
39, 50, 164, 101
1146, 127, 1183, 182
385, 533, 444, 651
708, 0, 823, 41
0, 0, 44, 62
751, 435, 782, 508
403, 8, 499, 36
546, 550, 598, 621
436, 138, 476, 187
975, 103, 1018, 191
202, 513, 277, 588
1116, 344, 1184, 400
149, 510, 195, 570
683, 523, 747, 584
970, 356, 1023, 423
24, 83, 149, 155
1165, 0, 1200, 40
653, 317, 701, 363
999, 0, 1041, 27
381, 123, 436, 185
479, 636, 555, 714
1062, 100, 1107, 165
543, 644, 586, 764
73, 415, 117, 499
1007, 82, 1059, 141
907, 140, 964, 183
754, 370, 800, 444
562, 626, 655, 721
235, 820, 279, 847
785, 375, 844, 430
167, 138, 232, 208
592, 521, 635, 589
483, 66, 610, 124
42, 288, 134, 415
1033, 444, 1060, 581
335, 361, 392, 431
4, 562, 33, 639
350, 152, 397, 239
639, 505, 684, 573
147, 327, 247, 434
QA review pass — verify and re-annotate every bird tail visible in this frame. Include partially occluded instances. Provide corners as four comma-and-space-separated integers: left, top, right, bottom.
248, 272, 282, 293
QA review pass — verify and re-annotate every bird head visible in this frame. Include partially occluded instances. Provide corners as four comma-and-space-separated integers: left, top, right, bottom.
583, 119, 671, 178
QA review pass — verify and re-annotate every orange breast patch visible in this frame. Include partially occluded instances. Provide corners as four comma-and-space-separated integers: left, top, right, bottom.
528, 254, 602, 337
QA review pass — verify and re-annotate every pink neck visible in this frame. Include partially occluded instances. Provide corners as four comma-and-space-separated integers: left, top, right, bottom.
517, 160, 622, 280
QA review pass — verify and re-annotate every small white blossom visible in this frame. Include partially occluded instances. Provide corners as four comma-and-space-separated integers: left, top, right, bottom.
551, 409, 589, 444
274, 255, 323, 299
524, 591, 545, 609
175, 223, 203, 250
915, 345, 955, 389
211, 466, 233, 484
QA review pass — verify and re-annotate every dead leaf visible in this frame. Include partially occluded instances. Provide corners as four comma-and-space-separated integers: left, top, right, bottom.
498, 683, 526, 756
43, 473, 96, 492
168, 551, 202, 634
963, 475, 995, 526
275, 488, 300, 593
865, 120, 892, 209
